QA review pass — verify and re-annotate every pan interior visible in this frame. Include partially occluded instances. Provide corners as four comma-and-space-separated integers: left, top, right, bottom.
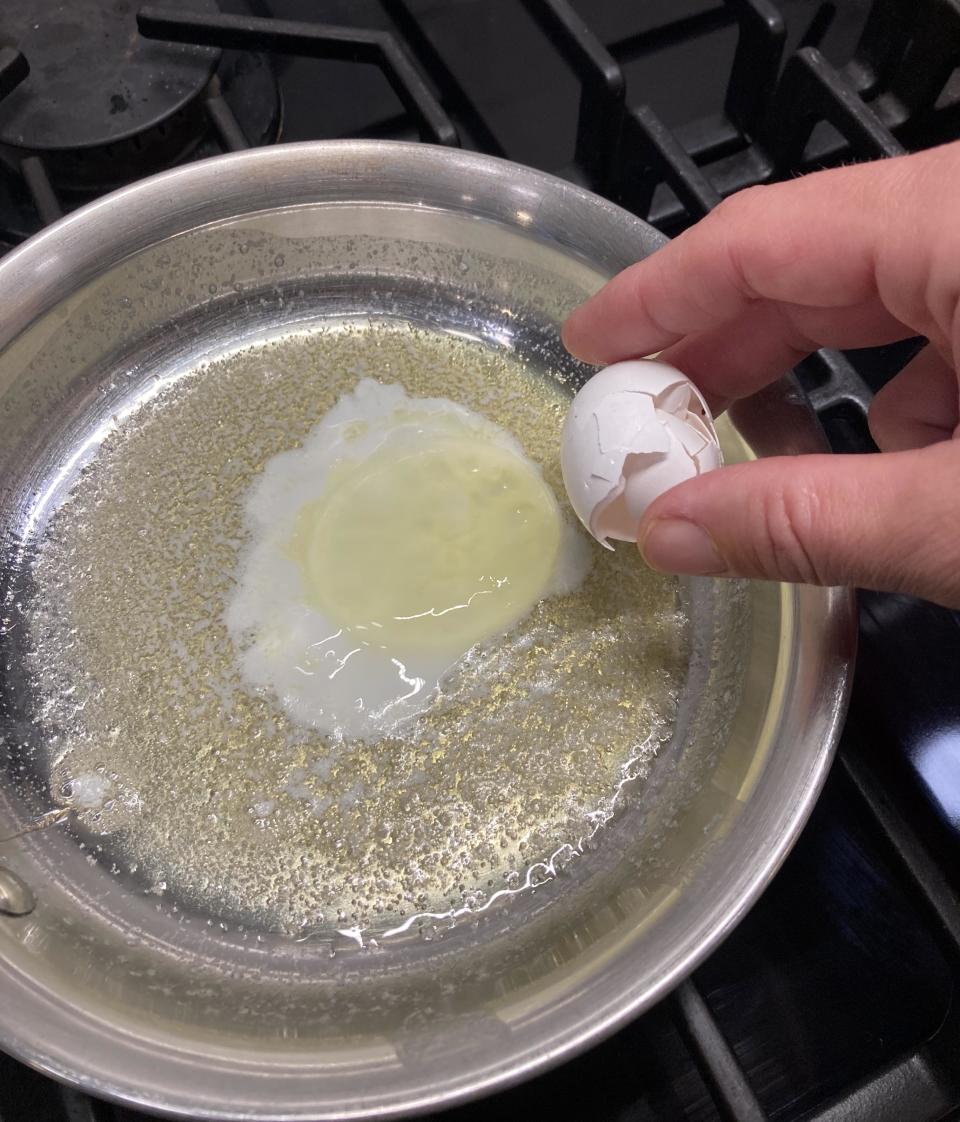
0, 201, 763, 1056
26, 307, 696, 939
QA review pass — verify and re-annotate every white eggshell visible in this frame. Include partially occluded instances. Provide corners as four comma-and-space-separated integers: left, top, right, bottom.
560, 359, 723, 548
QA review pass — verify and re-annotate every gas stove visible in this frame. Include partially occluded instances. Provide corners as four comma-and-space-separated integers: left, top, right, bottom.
1, 2, 960, 1120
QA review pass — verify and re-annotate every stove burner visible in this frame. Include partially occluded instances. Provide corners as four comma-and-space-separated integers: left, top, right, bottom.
0, 0, 279, 192
0, 0, 219, 150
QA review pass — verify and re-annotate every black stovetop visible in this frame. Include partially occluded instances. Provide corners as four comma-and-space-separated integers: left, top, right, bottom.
2, 2, 960, 1120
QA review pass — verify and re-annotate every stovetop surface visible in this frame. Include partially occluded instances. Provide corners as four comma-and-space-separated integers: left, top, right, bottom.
1, 2, 960, 1120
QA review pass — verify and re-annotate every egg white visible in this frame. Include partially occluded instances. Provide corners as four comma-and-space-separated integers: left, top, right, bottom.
226, 378, 590, 742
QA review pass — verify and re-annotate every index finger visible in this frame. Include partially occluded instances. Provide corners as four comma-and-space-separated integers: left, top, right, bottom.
561, 155, 912, 368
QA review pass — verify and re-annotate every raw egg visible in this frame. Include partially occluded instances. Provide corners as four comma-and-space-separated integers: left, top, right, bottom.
560, 359, 722, 548
227, 378, 590, 741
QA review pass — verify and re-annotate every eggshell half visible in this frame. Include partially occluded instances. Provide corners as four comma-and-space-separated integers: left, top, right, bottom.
560, 360, 723, 548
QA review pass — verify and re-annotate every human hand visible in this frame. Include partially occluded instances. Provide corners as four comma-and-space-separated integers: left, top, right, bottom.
562, 142, 960, 608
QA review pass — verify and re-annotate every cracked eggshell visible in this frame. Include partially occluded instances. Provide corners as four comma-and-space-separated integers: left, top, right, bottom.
560, 359, 723, 549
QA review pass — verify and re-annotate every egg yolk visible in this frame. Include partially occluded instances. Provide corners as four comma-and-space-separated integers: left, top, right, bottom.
288, 435, 562, 654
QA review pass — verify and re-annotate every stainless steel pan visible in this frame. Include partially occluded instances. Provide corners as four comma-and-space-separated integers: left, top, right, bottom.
0, 141, 854, 1119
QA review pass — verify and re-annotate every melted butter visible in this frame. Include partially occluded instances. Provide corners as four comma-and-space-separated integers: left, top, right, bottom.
25, 320, 689, 935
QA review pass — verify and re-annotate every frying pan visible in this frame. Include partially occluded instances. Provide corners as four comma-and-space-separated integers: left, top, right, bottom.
0, 141, 854, 1119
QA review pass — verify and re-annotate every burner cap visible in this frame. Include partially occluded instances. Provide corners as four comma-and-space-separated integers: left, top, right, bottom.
0, 0, 221, 151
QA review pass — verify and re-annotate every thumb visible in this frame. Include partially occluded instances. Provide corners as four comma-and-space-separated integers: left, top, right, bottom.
636, 441, 960, 607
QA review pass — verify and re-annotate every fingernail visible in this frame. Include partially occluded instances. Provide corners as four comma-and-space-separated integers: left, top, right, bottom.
639, 519, 726, 575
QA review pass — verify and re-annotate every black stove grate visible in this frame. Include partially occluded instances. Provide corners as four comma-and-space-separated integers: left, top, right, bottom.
137, 6, 458, 146
2, 3, 960, 1120
0, 48, 28, 102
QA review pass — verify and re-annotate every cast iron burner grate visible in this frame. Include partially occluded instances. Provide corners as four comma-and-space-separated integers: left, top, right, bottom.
1, 3, 960, 1121
0, 0, 279, 230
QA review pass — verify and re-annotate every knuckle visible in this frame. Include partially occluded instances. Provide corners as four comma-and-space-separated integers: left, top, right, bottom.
709, 186, 770, 301
713, 183, 767, 223
907, 470, 960, 603
628, 261, 676, 338
626, 260, 653, 309
753, 482, 828, 585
